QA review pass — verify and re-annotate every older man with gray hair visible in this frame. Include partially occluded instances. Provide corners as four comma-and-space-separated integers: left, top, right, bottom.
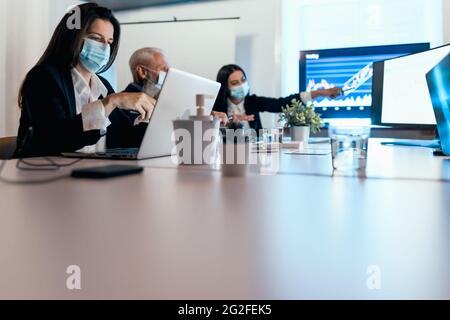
124, 47, 169, 97
124, 47, 228, 125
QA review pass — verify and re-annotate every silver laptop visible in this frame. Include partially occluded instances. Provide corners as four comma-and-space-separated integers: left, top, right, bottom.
63, 68, 221, 160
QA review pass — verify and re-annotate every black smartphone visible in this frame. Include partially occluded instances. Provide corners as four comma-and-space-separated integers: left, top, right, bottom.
71, 165, 143, 179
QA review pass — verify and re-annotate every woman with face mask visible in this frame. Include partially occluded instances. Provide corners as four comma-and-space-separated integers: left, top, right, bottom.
16, 3, 155, 157
212, 64, 342, 132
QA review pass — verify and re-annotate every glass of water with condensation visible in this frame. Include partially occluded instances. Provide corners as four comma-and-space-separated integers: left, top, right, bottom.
329, 126, 371, 171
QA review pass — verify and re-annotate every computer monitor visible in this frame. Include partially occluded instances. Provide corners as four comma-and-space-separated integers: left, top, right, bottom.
426, 54, 450, 156
372, 44, 450, 128
299, 43, 430, 119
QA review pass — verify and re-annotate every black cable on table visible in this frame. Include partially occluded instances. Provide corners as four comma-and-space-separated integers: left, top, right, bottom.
0, 158, 83, 185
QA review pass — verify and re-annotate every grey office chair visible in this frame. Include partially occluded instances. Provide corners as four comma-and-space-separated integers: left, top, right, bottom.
0, 137, 17, 159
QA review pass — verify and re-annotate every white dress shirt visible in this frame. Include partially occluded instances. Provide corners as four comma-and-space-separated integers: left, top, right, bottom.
300, 91, 313, 104
227, 98, 250, 130
71, 67, 111, 153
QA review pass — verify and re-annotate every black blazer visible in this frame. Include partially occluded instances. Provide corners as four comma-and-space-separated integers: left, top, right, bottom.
123, 82, 143, 94
16, 64, 146, 157
212, 93, 300, 132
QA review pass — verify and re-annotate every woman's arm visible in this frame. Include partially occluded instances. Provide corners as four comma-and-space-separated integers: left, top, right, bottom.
246, 87, 343, 114
246, 93, 301, 113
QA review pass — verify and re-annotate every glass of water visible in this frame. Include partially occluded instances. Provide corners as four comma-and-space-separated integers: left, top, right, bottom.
272, 127, 284, 144
262, 129, 276, 143
329, 126, 370, 171
260, 128, 275, 150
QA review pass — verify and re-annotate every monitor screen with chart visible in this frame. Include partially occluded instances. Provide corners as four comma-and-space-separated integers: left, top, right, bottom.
299, 43, 430, 119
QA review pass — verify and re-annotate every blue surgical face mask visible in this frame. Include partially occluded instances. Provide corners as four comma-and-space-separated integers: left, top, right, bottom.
158, 70, 167, 86
142, 66, 167, 86
142, 67, 167, 97
79, 38, 111, 74
229, 81, 250, 100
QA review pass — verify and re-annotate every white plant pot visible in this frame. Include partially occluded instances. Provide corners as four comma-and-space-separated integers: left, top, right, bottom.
290, 126, 310, 142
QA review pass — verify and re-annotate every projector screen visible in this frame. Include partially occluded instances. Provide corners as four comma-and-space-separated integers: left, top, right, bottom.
113, 19, 236, 92
373, 44, 450, 126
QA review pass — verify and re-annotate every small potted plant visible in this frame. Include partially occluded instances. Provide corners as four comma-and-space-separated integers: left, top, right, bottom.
279, 99, 323, 142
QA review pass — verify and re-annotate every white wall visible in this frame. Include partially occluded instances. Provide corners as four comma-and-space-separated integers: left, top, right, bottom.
115, 20, 236, 91
116, 0, 282, 128
444, 0, 450, 44
0, 1, 6, 137
0, 0, 80, 137
4, 0, 50, 137
281, 0, 446, 97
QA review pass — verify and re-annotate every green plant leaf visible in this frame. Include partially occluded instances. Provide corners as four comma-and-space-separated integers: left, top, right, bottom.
278, 98, 323, 132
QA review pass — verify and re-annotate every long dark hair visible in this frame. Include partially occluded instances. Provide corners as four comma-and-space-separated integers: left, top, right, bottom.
18, 2, 121, 108
213, 64, 249, 112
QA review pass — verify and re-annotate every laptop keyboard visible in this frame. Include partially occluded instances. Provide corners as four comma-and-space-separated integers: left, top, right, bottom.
100, 148, 139, 158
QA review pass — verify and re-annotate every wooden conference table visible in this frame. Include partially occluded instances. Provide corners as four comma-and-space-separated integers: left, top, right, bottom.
0, 139, 449, 299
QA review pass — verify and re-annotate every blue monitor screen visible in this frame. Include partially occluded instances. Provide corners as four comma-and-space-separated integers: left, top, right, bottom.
299, 43, 430, 119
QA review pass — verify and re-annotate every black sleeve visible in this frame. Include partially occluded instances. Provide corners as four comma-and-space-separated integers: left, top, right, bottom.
21, 66, 101, 156
98, 76, 148, 149
245, 93, 301, 114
